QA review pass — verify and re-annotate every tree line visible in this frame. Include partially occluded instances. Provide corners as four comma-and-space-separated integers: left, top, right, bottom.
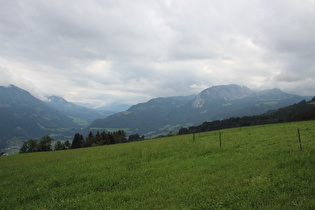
179, 98, 315, 134
71, 130, 128, 149
19, 136, 63, 153
19, 130, 144, 153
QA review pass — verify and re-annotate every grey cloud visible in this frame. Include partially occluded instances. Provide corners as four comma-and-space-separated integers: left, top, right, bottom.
0, 0, 315, 107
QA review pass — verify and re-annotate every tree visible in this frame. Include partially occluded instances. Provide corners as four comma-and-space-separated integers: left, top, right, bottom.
38, 136, 53, 152
115, 130, 127, 143
108, 132, 115, 144
128, 133, 140, 141
96, 131, 100, 137
19, 138, 38, 153
179, 127, 190, 135
19, 142, 28, 153
71, 133, 84, 149
37, 136, 53, 152
54, 140, 71, 150
88, 131, 94, 138
54, 141, 64, 150
27, 139, 39, 153
100, 131, 111, 145
63, 140, 71, 150
85, 131, 95, 147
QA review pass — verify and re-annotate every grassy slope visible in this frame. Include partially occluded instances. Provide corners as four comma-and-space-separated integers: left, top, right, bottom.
1, 121, 314, 209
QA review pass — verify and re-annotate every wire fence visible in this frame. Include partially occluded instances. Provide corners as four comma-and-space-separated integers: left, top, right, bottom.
192, 127, 315, 152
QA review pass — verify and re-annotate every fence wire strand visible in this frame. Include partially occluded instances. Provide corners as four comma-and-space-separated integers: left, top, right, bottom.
193, 127, 314, 151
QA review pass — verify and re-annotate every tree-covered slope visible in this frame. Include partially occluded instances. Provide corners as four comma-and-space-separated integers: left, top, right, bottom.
185, 98, 315, 133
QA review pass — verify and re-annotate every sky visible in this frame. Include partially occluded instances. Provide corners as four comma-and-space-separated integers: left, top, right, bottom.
0, 0, 315, 108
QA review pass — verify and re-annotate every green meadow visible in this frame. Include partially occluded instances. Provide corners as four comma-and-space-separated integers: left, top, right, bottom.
1, 121, 314, 209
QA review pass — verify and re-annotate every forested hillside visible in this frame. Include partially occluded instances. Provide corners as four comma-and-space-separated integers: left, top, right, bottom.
181, 98, 315, 134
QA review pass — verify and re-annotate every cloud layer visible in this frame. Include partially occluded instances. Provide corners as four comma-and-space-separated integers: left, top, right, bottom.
1, 0, 314, 107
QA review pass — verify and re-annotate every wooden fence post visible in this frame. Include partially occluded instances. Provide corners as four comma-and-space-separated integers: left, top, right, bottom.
219, 132, 222, 148
297, 129, 302, 151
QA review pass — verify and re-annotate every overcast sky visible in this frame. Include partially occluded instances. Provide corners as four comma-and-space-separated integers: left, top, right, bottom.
0, 0, 314, 108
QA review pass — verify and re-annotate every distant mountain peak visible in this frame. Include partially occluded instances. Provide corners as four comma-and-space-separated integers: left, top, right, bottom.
256, 88, 292, 100
192, 84, 254, 108
8, 84, 19, 89
46, 96, 80, 110
6, 84, 29, 93
47, 96, 68, 103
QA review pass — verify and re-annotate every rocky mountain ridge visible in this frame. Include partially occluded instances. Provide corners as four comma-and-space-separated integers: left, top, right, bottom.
192, 85, 254, 108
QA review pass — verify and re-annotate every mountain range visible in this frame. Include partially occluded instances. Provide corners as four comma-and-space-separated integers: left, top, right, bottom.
88, 84, 312, 137
0, 84, 312, 151
0, 85, 114, 150
46, 96, 115, 125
